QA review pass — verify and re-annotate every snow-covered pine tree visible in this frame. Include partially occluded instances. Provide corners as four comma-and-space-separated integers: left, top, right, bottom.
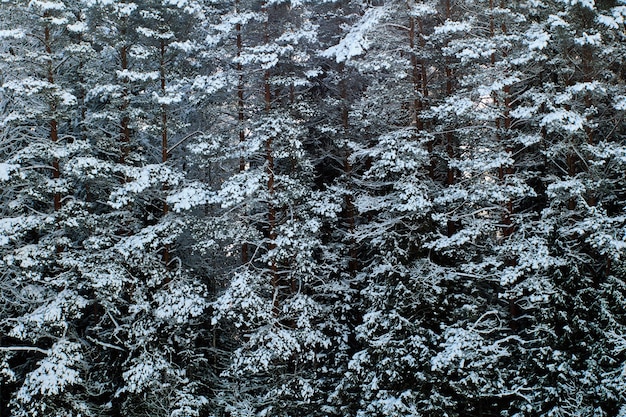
201, 1, 357, 415
70, 1, 211, 415
0, 2, 624, 416
420, 0, 544, 413
319, 1, 441, 415
496, 0, 626, 414
318, 0, 524, 414
0, 0, 96, 414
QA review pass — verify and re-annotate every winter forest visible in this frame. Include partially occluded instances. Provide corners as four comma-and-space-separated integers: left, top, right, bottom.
1, 0, 626, 415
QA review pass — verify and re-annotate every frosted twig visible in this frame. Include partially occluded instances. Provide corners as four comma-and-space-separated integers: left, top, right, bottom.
167, 130, 204, 155
86, 336, 125, 352
0, 346, 49, 355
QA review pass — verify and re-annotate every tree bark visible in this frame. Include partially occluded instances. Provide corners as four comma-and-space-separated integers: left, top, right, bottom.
263, 2, 279, 315
160, 38, 171, 266
44, 20, 61, 213
119, 27, 131, 165
444, 0, 457, 237
237, 0, 248, 264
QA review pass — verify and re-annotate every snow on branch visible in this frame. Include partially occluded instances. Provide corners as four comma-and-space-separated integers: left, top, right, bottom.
321, 7, 388, 63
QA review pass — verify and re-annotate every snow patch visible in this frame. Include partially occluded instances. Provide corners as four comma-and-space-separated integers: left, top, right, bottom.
0, 30, 25, 39
614, 96, 626, 111
321, 7, 388, 63
574, 32, 602, 46
0, 163, 19, 181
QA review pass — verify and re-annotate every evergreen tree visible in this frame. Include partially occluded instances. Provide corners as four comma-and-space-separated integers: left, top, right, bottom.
0, 1, 624, 416
0, 0, 95, 414
499, 0, 626, 414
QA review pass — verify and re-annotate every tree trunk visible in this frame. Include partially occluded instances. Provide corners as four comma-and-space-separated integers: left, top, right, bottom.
263, 2, 279, 315
160, 38, 171, 266
44, 20, 61, 213
340, 64, 358, 275
119, 31, 131, 165
444, 0, 457, 237
237, 0, 249, 264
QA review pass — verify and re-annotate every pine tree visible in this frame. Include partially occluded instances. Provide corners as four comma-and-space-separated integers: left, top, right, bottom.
497, 0, 626, 414
0, 1, 624, 416
202, 1, 358, 415
0, 0, 95, 414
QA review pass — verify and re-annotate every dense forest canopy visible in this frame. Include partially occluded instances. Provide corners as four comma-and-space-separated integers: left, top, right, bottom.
0, 0, 625, 416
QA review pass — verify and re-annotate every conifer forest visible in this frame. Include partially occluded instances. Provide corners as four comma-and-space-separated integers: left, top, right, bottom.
1, 0, 626, 415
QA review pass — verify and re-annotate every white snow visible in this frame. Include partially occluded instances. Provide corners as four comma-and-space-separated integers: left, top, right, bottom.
574, 32, 602, 46
526, 29, 550, 50
0, 163, 19, 181
321, 7, 388, 63
0, 29, 25, 39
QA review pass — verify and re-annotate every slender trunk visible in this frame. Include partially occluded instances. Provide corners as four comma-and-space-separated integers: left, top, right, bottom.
444, 0, 456, 237
495, 2, 514, 238
411, 16, 434, 178
119, 32, 130, 164
344, 156, 358, 274
340, 65, 358, 274
444, 0, 454, 178
489, 0, 496, 65
418, 19, 428, 101
267, 130, 278, 315
580, 24, 605, 282
45, 21, 61, 213
409, 16, 428, 129
236, 0, 248, 263
581, 43, 597, 208
267, 117, 278, 315
289, 85, 297, 296
263, 3, 279, 315
160, 38, 170, 266
161, 41, 167, 165
409, 17, 422, 130
581, 12, 593, 145
74, 15, 87, 143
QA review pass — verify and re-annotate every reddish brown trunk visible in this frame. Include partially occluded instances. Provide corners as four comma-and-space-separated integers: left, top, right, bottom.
49, 105, 60, 213
445, 64, 454, 188
340, 66, 358, 274
45, 22, 61, 213
498, 11, 514, 238
409, 18, 421, 128
339, 63, 349, 131
160, 39, 171, 266
411, 17, 434, 177
503, 200, 514, 237
265, 71, 271, 113
418, 19, 428, 99
160, 41, 167, 164
44, 19, 62, 255
427, 140, 435, 179
504, 85, 511, 129
499, 0, 507, 33
120, 41, 131, 164
236, 10, 249, 264
262, 1, 279, 314
444, 0, 456, 237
